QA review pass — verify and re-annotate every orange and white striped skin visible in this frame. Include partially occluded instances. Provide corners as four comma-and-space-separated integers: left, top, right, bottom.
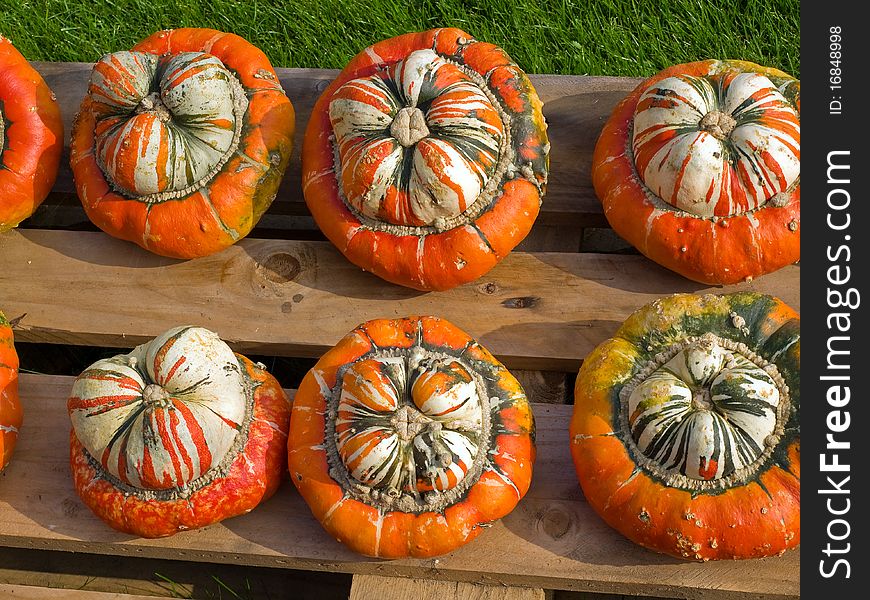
1, 311, 22, 472
288, 316, 535, 558
303, 28, 549, 291
593, 60, 800, 285
71, 28, 295, 259
330, 49, 504, 227
0, 36, 64, 231
90, 52, 239, 198
632, 72, 799, 218
335, 357, 481, 494
68, 326, 291, 538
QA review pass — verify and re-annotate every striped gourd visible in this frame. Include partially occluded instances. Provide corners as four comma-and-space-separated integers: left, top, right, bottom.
90, 51, 244, 199
69, 327, 249, 489
67, 326, 291, 537
570, 292, 800, 561
303, 28, 549, 291
329, 49, 504, 227
71, 28, 295, 260
288, 316, 535, 558
592, 60, 800, 284
632, 72, 800, 217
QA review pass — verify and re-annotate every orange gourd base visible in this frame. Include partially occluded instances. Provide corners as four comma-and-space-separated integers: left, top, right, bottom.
70, 28, 295, 259
1, 311, 22, 471
288, 316, 535, 557
592, 60, 800, 284
302, 28, 549, 291
0, 36, 63, 231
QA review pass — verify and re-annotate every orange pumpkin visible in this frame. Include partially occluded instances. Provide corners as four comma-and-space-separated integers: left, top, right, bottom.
1, 311, 22, 471
592, 60, 800, 284
302, 28, 549, 291
0, 36, 64, 231
288, 316, 535, 557
570, 292, 800, 560
70, 28, 295, 259
68, 326, 291, 537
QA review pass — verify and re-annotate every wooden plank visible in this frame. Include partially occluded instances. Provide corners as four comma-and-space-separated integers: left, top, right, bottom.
0, 374, 799, 599
0, 230, 799, 372
33, 62, 639, 229
0, 584, 161, 599
349, 574, 546, 600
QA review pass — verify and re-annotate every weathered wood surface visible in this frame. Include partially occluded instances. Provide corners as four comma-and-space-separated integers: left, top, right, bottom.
0, 374, 799, 599
33, 62, 642, 229
0, 229, 799, 373
349, 574, 546, 600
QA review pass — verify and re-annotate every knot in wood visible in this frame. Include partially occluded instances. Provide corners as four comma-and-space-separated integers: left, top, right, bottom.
390, 107, 430, 147
699, 110, 736, 140
257, 253, 302, 284
135, 92, 172, 123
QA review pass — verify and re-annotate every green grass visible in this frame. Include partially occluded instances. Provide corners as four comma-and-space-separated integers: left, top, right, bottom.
1, 0, 799, 77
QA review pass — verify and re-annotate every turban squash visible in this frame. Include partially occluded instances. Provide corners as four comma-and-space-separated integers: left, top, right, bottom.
570, 292, 799, 560
68, 326, 291, 537
0, 35, 64, 231
288, 316, 535, 557
70, 28, 295, 259
302, 28, 549, 291
592, 60, 800, 284
1, 311, 21, 471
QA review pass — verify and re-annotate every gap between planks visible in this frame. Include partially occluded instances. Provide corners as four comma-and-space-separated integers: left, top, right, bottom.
0, 230, 800, 373
0, 374, 799, 600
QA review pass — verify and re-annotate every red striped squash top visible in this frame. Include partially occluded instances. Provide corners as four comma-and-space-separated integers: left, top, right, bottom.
69, 326, 249, 490
66, 325, 291, 538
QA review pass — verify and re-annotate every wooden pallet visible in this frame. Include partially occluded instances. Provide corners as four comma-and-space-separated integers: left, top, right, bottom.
0, 63, 800, 600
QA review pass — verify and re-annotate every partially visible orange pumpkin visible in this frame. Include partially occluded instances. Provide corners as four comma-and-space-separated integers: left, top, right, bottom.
288, 316, 536, 557
592, 60, 800, 284
302, 28, 549, 291
1, 311, 22, 471
70, 28, 295, 259
0, 36, 64, 231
